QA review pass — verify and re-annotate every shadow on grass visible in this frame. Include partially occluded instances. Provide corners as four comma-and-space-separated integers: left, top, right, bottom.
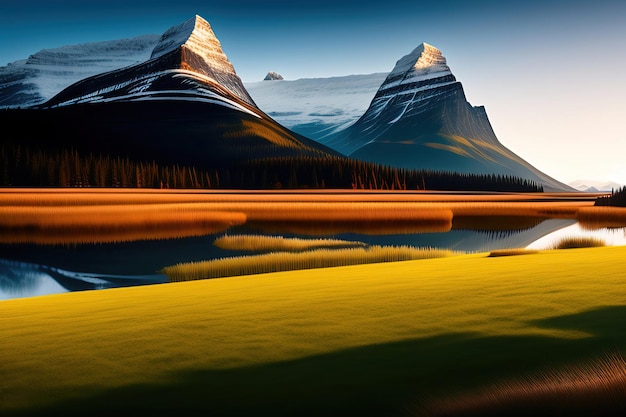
418, 307, 626, 416
11, 305, 626, 417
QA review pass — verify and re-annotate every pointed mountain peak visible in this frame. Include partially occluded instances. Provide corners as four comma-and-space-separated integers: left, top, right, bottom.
42, 15, 256, 108
388, 42, 451, 80
148, 15, 254, 106
264, 71, 284, 81
150, 15, 218, 60
374, 41, 455, 97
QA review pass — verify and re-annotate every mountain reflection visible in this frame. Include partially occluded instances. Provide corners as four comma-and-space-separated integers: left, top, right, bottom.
0, 258, 166, 300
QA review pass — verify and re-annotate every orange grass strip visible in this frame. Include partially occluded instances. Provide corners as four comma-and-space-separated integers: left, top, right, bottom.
246, 219, 453, 236
447, 202, 587, 218
577, 206, 626, 230
0, 204, 246, 245
0, 189, 599, 206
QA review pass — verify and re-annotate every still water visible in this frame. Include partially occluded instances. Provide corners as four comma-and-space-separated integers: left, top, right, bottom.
1, 218, 624, 300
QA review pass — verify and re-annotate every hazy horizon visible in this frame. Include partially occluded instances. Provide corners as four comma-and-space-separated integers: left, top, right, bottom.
1, 0, 625, 186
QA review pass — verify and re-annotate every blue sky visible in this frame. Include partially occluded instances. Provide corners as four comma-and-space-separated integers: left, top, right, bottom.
1, 0, 625, 184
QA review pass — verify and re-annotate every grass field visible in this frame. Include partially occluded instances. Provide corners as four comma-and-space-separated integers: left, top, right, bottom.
1, 245, 625, 416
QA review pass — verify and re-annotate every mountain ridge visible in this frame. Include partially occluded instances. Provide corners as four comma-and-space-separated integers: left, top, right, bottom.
0, 35, 160, 108
0, 18, 573, 191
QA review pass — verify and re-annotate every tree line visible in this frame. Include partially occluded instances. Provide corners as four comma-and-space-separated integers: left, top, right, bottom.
1, 145, 218, 188
0, 144, 543, 192
237, 157, 543, 192
595, 186, 626, 207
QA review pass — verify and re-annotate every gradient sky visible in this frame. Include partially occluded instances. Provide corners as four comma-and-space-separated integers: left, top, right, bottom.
1, 0, 625, 185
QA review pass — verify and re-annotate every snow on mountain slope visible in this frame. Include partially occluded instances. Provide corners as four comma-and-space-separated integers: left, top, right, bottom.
43, 15, 256, 113
246, 72, 387, 139
148, 15, 254, 106
0, 35, 160, 108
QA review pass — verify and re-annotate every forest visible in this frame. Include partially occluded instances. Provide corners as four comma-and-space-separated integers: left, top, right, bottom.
0, 144, 543, 192
595, 186, 626, 207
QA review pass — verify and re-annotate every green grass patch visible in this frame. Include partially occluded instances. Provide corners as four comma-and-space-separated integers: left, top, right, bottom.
1, 246, 625, 416
162, 245, 453, 281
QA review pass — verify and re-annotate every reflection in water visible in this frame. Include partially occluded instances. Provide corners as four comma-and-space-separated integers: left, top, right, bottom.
0, 258, 167, 300
452, 216, 547, 233
0, 206, 246, 245
247, 218, 453, 236
576, 206, 626, 230
526, 224, 626, 250
1, 215, 621, 300
0, 260, 67, 300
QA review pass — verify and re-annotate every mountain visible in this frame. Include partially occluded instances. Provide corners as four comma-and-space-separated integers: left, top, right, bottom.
0, 35, 160, 108
42, 15, 256, 108
247, 45, 571, 192
1, 15, 336, 171
568, 179, 623, 192
264, 71, 284, 81
0, 20, 567, 192
316, 43, 571, 192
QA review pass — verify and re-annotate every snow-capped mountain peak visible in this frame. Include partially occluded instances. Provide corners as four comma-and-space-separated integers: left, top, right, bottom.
147, 14, 253, 105
393, 43, 449, 74
150, 15, 232, 74
39, 15, 256, 110
326, 41, 459, 147
380, 42, 453, 93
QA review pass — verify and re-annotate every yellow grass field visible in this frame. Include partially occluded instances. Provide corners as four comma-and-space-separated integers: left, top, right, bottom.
1, 245, 625, 416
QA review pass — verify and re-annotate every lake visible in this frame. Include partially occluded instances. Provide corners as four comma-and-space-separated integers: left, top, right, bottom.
2, 189, 622, 300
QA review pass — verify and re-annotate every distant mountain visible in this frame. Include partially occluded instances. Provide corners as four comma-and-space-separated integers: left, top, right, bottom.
263, 71, 284, 81
0, 35, 160, 108
1, 15, 336, 170
568, 179, 623, 192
